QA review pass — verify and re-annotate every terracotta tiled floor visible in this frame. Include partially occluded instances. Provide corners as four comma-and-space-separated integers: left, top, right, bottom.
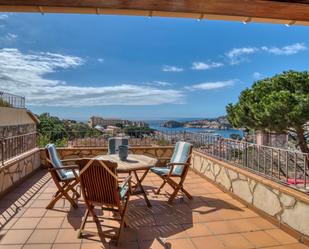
0, 169, 308, 249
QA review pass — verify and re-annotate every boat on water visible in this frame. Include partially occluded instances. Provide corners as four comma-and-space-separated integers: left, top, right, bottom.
201, 130, 216, 134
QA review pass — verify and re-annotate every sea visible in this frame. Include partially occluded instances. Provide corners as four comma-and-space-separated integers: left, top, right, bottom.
145, 119, 244, 139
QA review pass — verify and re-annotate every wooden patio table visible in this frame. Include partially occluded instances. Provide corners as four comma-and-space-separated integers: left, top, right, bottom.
95, 154, 158, 207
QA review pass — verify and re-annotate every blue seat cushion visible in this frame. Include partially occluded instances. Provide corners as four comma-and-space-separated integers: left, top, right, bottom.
151, 166, 182, 176
46, 144, 67, 179
46, 144, 79, 181
169, 141, 192, 175
119, 184, 129, 199
62, 169, 79, 180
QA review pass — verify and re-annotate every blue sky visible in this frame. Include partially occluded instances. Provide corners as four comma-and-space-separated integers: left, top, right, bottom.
0, 13, 309, 121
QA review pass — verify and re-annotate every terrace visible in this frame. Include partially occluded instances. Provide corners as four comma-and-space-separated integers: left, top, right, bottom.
0, 1, 309, 248
0, 130, 308, 248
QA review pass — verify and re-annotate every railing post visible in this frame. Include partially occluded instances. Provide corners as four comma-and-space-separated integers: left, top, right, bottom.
245, 143, 248, 167
1, 136, 4, 165
304, 154, 307, 190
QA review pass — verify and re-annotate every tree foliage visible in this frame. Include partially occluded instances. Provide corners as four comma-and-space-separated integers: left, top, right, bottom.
123, 126, 154, 138
226, 71, 309, 152
0, 98, 12, 107
37, 113, 101, 147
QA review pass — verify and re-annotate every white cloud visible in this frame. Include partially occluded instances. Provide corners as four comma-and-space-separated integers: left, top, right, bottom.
0, 14, 11, 29
97, 58, 104, 63
2, 33, 18, 42
162, 65, 184, 72
225, 47, 259, 65
191, 61, 224, 70
261, 43, 307, 55
0, 48, 184, 106
253, 72, 265, 80
146, 81, 173, 87
186, 80, 236, 91
0, 14, 9, 20
225, 43, 306, 65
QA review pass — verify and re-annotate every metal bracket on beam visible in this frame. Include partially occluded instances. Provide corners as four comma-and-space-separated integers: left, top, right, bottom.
285, 20, 296, 27
243, 17, 252, 24
38, 6, 44, 15
197, 13, 204, 21
148, 10, 153, 19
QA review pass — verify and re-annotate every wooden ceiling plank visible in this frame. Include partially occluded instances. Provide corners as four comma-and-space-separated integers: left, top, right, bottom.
0, 1, 309, 25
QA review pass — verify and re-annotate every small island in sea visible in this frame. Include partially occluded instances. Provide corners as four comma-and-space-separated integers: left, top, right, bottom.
162, 120, 184, 128
162, 116, 232, 130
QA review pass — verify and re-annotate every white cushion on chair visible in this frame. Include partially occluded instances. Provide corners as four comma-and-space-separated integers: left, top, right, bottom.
170, 141, 192, 175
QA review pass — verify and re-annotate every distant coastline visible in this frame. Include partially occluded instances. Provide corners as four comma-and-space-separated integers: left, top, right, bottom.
146, 117, 243, 139
162, 116, 232, 130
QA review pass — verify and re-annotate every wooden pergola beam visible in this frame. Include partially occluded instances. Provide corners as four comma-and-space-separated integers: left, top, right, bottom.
0, 0, 309, 25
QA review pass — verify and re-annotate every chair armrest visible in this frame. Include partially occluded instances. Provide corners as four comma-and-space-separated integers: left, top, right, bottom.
49, 165, 79, 171
166, 162, 190, 176
119, 175, 132, 199
167, 162, 190, 166
61, 158, 80, 163
157, 157, 171, 160
119, 175, 132, 189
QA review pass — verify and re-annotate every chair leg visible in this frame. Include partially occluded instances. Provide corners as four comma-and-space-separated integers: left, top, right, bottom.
65, 180, 80, 196
86, 204, 97, 222
63, 191, 78, 208
181, 187, 193, 200
165, 177, 192, 204
156, 179, 167, 194
124, 218, 129, 228
47, 179, 79, 209
78, 209, 89, 238
54, 189, 61, 197
116, 214, 126, 246
71, 187, 80, 198
63, 180, 80, 208
46, 191, 63, 209
168, 185, 181, 204
116, 196, 130, 246
46, 181, 69, 209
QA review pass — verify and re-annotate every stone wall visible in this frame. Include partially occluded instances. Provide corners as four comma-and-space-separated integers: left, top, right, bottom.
191, 150, 309, 241
0, 148, 41, 197
0, 107, 36, 126
40, 146, 174, 167
0, 145, 173, 198
0, 124, 36, 137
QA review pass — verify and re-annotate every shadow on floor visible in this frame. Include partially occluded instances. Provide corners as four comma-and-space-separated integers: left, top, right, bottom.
0, 169, 50, 229
59, 193, 243, 248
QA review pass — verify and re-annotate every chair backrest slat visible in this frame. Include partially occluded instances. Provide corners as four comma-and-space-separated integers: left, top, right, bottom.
170, 141, 193, 175
79, 159, 120, 206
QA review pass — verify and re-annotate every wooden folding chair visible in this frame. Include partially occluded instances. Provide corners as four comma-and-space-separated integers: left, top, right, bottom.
77, 159, 131, 245
150, 141, 193, 204
45, 144, 80, 209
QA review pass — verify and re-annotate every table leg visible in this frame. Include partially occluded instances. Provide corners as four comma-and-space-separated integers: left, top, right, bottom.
133, 170, 152, 208
131, 168, 150, 192
128, 171, 133, 195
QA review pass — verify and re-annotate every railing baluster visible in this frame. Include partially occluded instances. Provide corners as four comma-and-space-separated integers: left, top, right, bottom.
286, 151, 288, 183
0, 91, 25, 108
278, 150, 280, 180
294, 153, 297, 187
304, 154, 307, 190
257, 145, 260, 172
271, 148, 273, 178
